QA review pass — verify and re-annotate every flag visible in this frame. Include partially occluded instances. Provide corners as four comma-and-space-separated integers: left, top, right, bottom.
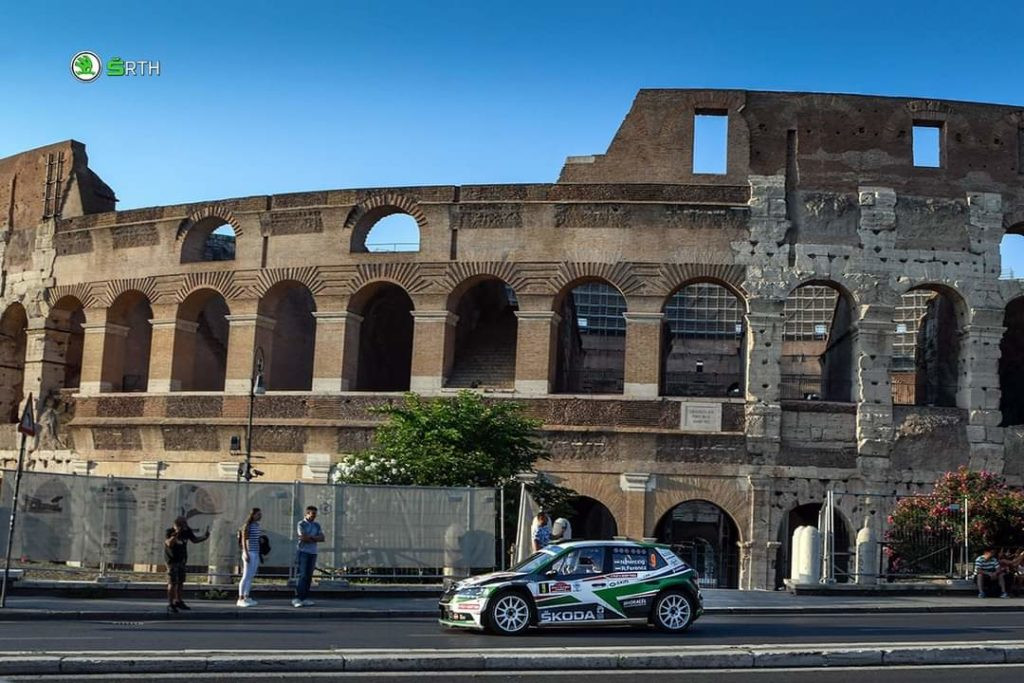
16, 395, 34, 437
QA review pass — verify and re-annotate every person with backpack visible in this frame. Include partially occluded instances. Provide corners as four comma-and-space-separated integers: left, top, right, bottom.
237, 507, 264, 607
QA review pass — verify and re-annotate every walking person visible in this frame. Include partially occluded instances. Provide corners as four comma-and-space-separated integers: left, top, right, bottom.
237, 508, 264, 607
292, 505, 325, 608
532, 512, 552, 551
164, 516, 210, 613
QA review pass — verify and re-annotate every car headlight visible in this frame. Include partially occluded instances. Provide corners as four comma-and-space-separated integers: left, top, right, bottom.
456, 586, 488, 598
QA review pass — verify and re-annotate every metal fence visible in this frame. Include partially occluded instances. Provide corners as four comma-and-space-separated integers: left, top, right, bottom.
0, 471, 496, 581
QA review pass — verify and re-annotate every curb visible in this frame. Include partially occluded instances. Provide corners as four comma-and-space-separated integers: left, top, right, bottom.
1, 641, 1023, 674
2, 602, 1024, 621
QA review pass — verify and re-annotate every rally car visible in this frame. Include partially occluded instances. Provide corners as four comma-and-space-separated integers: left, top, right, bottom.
439, 540, 703, 635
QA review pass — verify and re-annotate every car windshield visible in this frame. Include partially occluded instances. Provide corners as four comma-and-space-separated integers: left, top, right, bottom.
510, 548, 559, 574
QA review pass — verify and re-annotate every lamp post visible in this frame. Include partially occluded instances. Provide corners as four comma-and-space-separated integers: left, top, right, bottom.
243, 347, 265, 482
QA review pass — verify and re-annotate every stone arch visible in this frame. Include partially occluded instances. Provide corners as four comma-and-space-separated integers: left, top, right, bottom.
106, 290, 154, 393
781, 280, 856, 401
178, 209, 240, 264
891, 283, 966, 407
47, 296, 86, 391
444, 275, 519, 389
552, 277, 627, 395
660, 278, 746, 398
346, 195, 427, 254
654, 499, 741, 588
999, 220, 1024, 280
1000, 296, 1024, 426
258, 280, 317, 391
346, 281, 414, 391
174, 289, 230, 391
773, 501, 853, 588
0, 303, 28, 423
566, 495, 618, 540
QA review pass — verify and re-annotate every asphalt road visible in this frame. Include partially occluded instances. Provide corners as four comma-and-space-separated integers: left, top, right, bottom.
5, 665, 1024, 682
0, 611, 1019, 652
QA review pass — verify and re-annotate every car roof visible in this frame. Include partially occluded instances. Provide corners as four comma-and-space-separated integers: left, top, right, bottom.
547, 539, 663, 552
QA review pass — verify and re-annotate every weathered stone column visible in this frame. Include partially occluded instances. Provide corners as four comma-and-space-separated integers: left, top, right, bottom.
409, 310, 457, 393
742, 476, 772, 590
514, 310, 559, 394
743, 298, 785, 461
312, 311, 361, 392
853, 305, 896, 469
623, 312, 664, 398
79, 310, 126, 395
619, 472, 654, 539
224, 313, 275, 393
960, 312, 1006, 472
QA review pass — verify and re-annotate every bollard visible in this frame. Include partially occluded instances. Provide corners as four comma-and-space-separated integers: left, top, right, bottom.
854, 521, 878, 585
793, 526, 821, 584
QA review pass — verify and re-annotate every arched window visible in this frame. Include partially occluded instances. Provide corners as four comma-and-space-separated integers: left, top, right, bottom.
655, 500, 739, 589
553, 281, 626, 395
446, 278, 518, 389
781, 283, 854, 401
662, 282, 744, 397
174, 289, 230, 391
181, 219, 236, 263
48, 297, 86, 390
351, 209, 420, 253
259, 282, 317, 391
891, 286, 962, 407
0, 303, 28, 422
107, 291, 154, 392
349, 283, 414, 391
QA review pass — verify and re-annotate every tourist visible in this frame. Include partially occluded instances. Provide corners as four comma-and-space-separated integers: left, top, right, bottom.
292, 505, 324, 608
551, 517, 572, 543
237, 508, 264, 607
532, 512, 552, 551
164, 516, 209, 613
975, 547, 1009, 598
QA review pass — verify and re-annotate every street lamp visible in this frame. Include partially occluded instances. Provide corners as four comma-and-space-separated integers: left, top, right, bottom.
241, 346, 266, 482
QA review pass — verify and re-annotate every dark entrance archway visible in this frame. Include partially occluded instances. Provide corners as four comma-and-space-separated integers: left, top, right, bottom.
774, 502, 852, 588
655, 500, 739, 588
1000, 297, 1024, 426
352, 283, 414, 391
446, 278, 518, 389
566, 496, 618, 540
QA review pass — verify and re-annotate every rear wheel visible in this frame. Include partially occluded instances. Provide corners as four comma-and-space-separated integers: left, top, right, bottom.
650, 590, 695, 633
484, 591, 532, 635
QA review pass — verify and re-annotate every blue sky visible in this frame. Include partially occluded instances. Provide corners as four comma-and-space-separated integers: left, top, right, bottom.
3, 0, 1023, 269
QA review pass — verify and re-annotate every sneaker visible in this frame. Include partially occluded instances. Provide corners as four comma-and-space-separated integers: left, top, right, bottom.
174, 601, 191, 611
1001, 593, 1010, 598
167, 604, 179, 613
978, 592, 986, 598
301, 599, 315, 607
291, 598, 304, 608
237, 597, 257, 607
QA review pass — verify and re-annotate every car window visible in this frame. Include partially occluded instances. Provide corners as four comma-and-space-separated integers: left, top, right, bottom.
610, 546, 663, 573
550, 547, 606, 576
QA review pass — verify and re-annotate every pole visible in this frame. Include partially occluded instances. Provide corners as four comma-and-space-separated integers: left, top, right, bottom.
499, 484, 506, 570
0, 431, 29, 608
963, 495, 970, 580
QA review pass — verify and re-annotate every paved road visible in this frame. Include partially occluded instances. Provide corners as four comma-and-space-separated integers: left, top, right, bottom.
5, 665, 1024, 682
0, 611, 1018, 652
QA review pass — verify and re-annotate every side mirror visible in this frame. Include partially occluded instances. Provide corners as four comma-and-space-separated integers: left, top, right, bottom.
545, 569, 558, 577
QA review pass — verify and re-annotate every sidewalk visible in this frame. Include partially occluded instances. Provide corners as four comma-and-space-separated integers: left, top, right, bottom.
0, 587, 1020, 621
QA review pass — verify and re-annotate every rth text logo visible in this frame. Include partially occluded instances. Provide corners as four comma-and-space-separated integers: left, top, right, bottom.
71, 51, 161, 82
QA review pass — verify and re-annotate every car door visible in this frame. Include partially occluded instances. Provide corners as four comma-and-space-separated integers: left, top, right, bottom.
532, 547, 609, 625
608, 545, 666, 618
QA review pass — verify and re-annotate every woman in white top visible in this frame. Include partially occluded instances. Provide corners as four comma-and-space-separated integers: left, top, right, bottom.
237, 507, 263, 607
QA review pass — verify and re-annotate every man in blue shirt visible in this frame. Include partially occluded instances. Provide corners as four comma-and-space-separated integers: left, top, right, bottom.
975, 547, 1008, 598
292, 506, 325, 608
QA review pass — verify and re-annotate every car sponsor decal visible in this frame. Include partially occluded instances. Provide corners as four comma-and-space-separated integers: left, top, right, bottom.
539, 604, 605, 623
453, 601, 481, 612
620, 596, 649, 609
538, 581, 574, 594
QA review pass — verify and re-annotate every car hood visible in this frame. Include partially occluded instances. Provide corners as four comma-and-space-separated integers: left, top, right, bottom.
455, 571, 525, 589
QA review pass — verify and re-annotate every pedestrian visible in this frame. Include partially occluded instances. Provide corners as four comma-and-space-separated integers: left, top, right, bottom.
237, 507, 264, 607
975, 547, 1009, 598
164, 516, 210, 613
292, 505, 325, 608
532, 512, 551, 551
551, 517, 572, 543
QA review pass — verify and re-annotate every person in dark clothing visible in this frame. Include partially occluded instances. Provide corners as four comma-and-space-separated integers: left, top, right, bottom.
164, 516, 210, 612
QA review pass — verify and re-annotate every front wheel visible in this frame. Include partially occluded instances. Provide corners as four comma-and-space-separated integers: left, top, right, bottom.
484, 591, 532, 635
650, 590, 695, 633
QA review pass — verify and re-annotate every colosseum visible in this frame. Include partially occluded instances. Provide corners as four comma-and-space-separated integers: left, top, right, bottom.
2, 89, 1023, 589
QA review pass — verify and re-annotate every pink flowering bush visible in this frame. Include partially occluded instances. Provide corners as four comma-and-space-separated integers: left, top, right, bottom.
886, 467, 1024, 574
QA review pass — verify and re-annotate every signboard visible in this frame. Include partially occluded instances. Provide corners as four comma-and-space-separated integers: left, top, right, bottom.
680, 402, 722, 432
16, 397, 34, 437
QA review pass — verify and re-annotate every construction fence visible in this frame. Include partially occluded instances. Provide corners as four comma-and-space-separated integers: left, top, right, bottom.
0, 471, 496, 581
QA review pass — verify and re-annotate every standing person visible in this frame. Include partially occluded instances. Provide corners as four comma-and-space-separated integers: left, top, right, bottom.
292, 505, 325, 608
237, 508, 264, 607
532, 512, 551, 551
551, 517, 572, 543
164, 516, 210, 613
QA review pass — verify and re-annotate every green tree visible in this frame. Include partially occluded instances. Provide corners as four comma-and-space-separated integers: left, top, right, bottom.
331, 392, 576, 511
